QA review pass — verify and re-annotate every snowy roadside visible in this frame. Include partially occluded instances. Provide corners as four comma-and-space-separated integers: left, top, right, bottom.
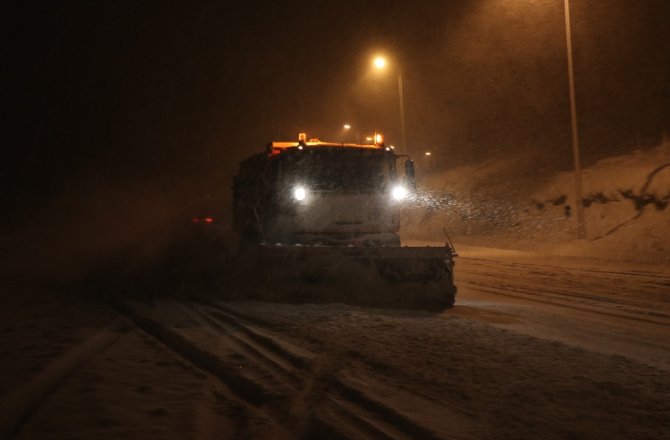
404, 143, 670, 271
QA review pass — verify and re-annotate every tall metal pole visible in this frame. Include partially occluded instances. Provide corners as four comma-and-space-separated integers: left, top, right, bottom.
397, 70, 407, 156
564, 0, 587, 239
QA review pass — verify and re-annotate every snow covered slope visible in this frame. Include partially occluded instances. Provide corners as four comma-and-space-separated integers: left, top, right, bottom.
404, 141, 670, 265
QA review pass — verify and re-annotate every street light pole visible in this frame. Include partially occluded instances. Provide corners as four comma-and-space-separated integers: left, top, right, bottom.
563, 0, 587, 239
373, 55, 408, 155
397, 69, 408, 156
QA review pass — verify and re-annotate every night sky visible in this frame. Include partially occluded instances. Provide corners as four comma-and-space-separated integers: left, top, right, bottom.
6, 0, 670, 229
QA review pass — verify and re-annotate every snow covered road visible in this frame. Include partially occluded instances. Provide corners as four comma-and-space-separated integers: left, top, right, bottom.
453, 250, 670, 371
2, 249, 670, 439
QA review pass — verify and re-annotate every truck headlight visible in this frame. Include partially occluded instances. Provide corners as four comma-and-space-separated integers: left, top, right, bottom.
293, 186, 307, 201
391, 185, 408, 201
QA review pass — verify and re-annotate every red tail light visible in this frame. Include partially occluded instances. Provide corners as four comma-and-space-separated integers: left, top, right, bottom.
204, 217, 214, 223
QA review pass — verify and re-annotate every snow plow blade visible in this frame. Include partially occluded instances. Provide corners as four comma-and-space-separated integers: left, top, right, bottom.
227, 245, 456, 312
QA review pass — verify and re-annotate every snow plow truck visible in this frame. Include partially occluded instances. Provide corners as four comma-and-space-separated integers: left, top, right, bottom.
230, 133, 456, 311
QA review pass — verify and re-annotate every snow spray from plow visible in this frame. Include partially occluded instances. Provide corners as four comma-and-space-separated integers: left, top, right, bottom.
229, 245, 457, 312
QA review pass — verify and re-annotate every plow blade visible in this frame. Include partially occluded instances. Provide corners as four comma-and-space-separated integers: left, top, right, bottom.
227, 245, 456, 312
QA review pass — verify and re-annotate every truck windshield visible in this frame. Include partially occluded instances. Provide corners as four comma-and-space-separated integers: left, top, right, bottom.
280, 149, 392, 191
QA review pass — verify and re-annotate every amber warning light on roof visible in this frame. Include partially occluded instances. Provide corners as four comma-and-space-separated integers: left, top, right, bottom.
267, 133, 388, 156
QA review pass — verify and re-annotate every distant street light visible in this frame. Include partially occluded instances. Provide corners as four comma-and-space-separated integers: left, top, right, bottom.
425, 151, 432, 156
372, 55, 407, 156
341, 124, 351, 143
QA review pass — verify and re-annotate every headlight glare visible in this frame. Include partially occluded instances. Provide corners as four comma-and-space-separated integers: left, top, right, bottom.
293, 186, 307, 201
392, 185, 408, 201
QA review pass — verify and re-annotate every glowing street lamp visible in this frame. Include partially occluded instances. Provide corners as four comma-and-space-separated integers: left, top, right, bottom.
372, 55, 407, 156
373, 56, 386, 69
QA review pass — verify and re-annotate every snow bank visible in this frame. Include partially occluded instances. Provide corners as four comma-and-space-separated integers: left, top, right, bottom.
403, 142, 670, 265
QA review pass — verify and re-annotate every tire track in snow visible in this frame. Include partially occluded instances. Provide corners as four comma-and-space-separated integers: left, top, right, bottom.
205, 301, 477, 440
112, 299, 453, 439
457, 257, 670, 325
0, 321, 128, 439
